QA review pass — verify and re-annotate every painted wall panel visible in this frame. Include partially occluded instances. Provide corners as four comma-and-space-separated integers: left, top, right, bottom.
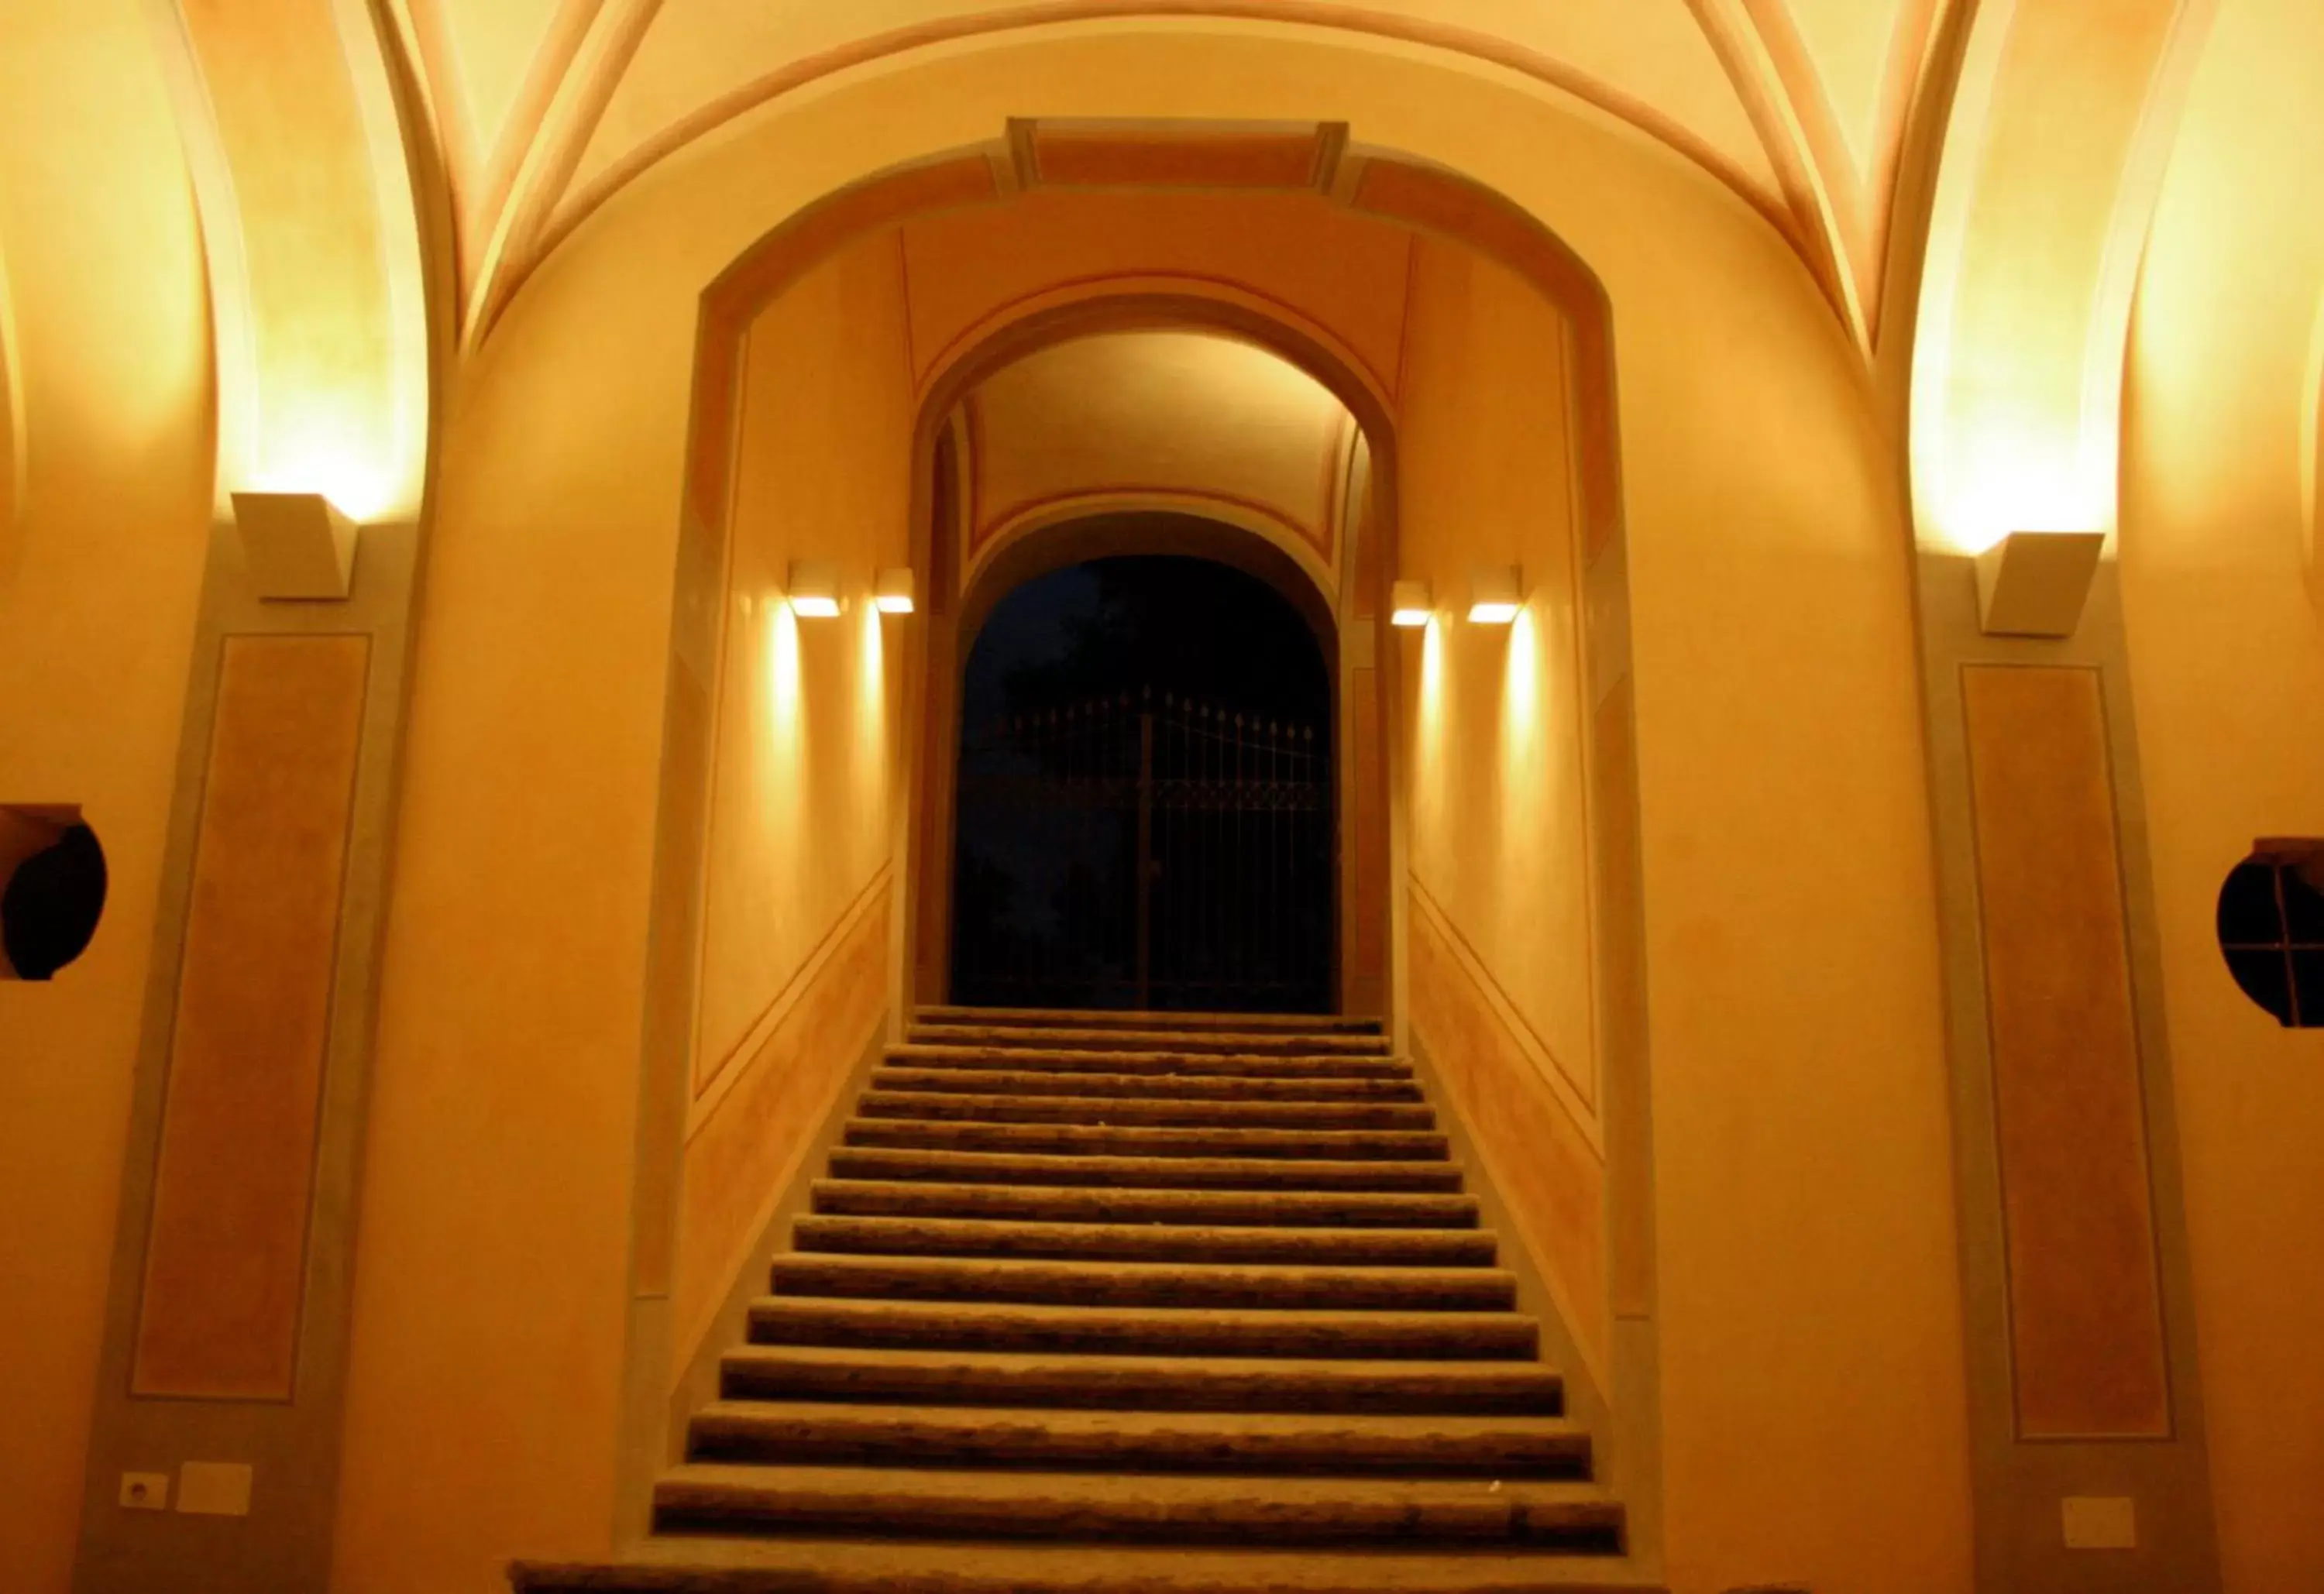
1961, 662, 2171, 1439
132, 634, 370, 1400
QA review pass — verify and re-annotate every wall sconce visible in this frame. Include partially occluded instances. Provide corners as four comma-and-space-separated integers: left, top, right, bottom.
229, 490, 357, 600
875, 568, 916, 615
1975, 531, 2104, 637
1390, 579, 1433, 628
786, 561, 844, 619
1468, 565, 1524, 625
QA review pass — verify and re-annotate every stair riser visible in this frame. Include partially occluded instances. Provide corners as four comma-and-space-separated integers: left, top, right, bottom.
686, 1417, 1590, 1478
874, 1069, 1423, 1103
916, 1006, 1385, 1036
792, 1218, 1497, 1267
811, 1180, 1480, 1228
749, 1304, 1540, 1360
718, 1358, 1563, 1416
859, 1094, 1438, 1129
652, 1486, 1622, 1551
892, 1048, 1413, 1080
909, 1029, 1393, 1056
824, 1150, 1463, 1190
770, 1259, 1518, 1312
844, 1122, 1450, 1161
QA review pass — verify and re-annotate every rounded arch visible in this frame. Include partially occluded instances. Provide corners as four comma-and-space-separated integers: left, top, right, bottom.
961, 503, 1338, 673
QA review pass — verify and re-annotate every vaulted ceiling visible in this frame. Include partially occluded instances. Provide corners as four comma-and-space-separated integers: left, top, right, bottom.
400, 0, 1951, 348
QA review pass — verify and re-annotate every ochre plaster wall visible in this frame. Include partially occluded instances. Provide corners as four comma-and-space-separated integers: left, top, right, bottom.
2122, 0, 2324, 1581
0, 5, 214, 1589
317, 29, 1972, 1593
694, 231, 913, 1088
679, 228, 916, 1359
1391, 235, 1608, 1374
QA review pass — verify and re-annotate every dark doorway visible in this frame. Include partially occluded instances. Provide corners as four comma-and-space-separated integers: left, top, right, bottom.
951, 550, 1335, 1013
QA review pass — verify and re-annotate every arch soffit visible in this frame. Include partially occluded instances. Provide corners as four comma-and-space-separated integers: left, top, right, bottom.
957, 507, 1339, 675
685, 136, 1623, 564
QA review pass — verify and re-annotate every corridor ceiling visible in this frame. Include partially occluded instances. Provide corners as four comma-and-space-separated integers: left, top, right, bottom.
12, 0, 2320, 571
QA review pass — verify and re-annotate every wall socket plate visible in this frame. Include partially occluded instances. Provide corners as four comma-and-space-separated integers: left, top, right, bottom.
176, 1462, 254, 1517
118, 1472, 169, 1511
2062, 1496, 2138, 1551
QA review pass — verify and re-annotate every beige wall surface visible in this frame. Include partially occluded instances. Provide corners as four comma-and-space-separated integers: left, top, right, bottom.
1397, 235, 1597, 1114
2123, 0, 2324, 1582
696, 231, 913, 1089
0, 4, 215, 1590
218, 26, 1973, 1594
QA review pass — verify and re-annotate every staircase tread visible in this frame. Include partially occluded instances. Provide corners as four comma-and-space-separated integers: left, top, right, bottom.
518, 1537, 1660, 1592
824, 1150, 1464, 1191
858, 1091, 1437, 1127
909, 1025, 1393, 1056
719, 1346, 1563, 1384
917, 1006, 1386, 1032
846, 1120, 1450, 1159
658, 1462, 1620, 1511
770, 1253, 1516, 1311
890, 1046, 1415, 1077
812, 1180, 1478, 1225
749, 1297, 1541, 1359
694, 1400, 1583, 1441
875, 1068, 1422, 1101
792, 1215, 1496, 1264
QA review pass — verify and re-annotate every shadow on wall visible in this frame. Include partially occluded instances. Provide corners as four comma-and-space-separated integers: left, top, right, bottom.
0, 805, 105, 980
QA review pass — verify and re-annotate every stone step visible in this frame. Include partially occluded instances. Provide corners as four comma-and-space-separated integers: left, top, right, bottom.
889, 1045, 1414, 1080
843, 1119, 1451, 1162
651, 1463, 1624, 1549
748, 1298, 1541, 1360
685, 1402, 1590, 1476
874, 1067, 1423, 1103
768, 1253, 1519, 1312
917, 1005, 1387, 1036
717, 1345, 1565, 1414
856, 1091, 1438, 1130
792, 1214, 1498, 1268
823, 1148, 1465, 1193
909, 1025, 1394, 1057
810, 1179, 1480, 1228
515, 1540, 1659, 1593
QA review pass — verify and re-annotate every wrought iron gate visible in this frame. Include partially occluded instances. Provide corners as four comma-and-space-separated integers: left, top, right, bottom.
951, 689, 1333, 1012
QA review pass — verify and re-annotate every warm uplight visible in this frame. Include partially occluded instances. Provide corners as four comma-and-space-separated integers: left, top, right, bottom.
875, 568, 916, 615
1390, 579, 1433, 628
787, 561, 844, 619
1467, 565, 1524, 626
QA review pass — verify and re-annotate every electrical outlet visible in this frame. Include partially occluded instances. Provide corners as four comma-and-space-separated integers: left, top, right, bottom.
119, 1472, 169, 1511
176, 1462, 253, 1517
2062, 1496, 2137, 1551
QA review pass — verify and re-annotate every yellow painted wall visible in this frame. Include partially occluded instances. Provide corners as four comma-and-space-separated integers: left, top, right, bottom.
694, 231, 912, 1087
0, 5, 214, 1590
1397, 235, 1597, 1111
676, 228, 916, 1357
2121, 0, 2324, 1583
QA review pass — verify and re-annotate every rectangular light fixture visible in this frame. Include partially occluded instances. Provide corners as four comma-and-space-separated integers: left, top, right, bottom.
229, 490, 358, 600
1389, 579, 1432, 628
1468, 565, 1523, 625
1975, 531, 2104, 637
875, 567, 916, 614
786, 560, 844, 618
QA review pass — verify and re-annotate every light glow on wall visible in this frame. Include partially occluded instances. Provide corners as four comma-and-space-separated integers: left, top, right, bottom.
1468, 565, 1523, 624
787, 561, 844, 617
1391, 579, 1433, 627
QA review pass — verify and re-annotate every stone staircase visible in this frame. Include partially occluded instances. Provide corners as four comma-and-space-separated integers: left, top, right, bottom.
513, 1008, 1654, 1593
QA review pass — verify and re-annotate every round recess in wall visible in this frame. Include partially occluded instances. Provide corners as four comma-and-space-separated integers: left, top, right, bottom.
1, 815, 107, 981
2216, 844, 2324, 1028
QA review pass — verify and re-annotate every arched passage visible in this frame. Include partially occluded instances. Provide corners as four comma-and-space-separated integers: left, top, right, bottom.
951, 538, 1338, 1013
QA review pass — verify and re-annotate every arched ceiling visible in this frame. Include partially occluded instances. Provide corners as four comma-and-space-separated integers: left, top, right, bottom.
9, 0, 2304, 575
401, 0, 1956, 350
955, 328, 1358, 590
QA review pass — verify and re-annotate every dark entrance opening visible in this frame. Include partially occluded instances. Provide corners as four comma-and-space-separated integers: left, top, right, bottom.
951, 550, 1335, 1013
